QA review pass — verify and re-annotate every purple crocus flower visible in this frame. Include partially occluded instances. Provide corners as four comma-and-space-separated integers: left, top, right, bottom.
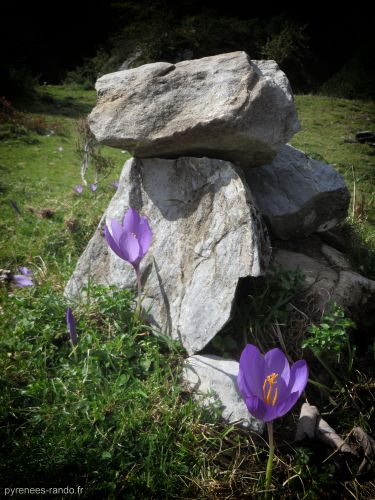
66, 307, 78, 345
19, 267, 32, 275
74, 185, 83, 194
104, 207, 152, 272
13, 267, 33, 287
111, 180, 119, 190
89, 183, 97, 192
238, 344, 308, 422
104, 207, 152, 313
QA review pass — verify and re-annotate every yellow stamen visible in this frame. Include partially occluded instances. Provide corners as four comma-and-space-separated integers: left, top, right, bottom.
262, 372, 279, 406
272, 388, 278, 407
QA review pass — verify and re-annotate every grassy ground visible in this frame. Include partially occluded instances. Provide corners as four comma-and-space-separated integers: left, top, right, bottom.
0, 87, 127, 274
292, 95, 375, 273
0, 86, 374, 498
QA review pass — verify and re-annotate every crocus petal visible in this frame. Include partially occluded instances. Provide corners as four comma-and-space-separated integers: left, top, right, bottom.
287, 360, 309, 397
245, 395, 267, 421
66, 307, 77, 345
19, 267, 32, 275
272, 391, 301, 420
264, 348, 290, 386
246, 394, 289, 422
238, 344, 266, 400
13, 275, 33, 287
138, 216, 152, 257
262, 404, 284, 422
237, 368, 252, 399
272, 374, 289, 404
104, 225, 128, 261
123, 207, 141, 235
248, 391, 292, 422
110, 218, 124, 245
264, 347, 291, 401
119, 231, 140, 265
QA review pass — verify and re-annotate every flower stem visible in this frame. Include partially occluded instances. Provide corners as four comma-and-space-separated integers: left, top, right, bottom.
265, 421, 274, 498
69, 344, 78, 362
135, 267, 142, 317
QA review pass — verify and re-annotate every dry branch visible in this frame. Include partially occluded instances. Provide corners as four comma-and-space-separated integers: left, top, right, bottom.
295, 403, 355, 455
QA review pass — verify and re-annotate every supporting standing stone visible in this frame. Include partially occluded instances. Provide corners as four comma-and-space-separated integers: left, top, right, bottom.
65, 156, 271, 354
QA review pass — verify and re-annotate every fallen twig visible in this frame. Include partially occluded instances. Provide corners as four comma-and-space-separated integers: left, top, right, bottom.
294, 403, 375, 479
295, 403, 355, 455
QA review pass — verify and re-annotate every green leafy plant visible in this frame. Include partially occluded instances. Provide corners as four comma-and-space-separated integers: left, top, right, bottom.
303, 303, 356, 379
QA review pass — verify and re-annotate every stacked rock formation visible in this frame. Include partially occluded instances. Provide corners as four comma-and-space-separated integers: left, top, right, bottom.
66, 51, 372, 431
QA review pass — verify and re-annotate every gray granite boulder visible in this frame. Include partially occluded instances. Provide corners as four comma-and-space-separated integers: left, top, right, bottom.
88, 52, 300, 168
182, 354, 264, 432
245, 145, 350, 239
65, 156, 271, 354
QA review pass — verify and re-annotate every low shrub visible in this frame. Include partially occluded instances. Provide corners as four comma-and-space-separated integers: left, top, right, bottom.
0, 96, 66, 138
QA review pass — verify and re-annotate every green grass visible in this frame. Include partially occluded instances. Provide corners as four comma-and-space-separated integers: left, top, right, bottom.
0, 86, 374, 498
291, 95, 375, 266
0, 86, 127, 273
0, 284, 224, 497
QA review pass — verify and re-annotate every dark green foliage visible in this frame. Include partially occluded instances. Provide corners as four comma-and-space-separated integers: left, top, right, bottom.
321, 53, 375, 100
65, 4, 311, 90
63, 49, 117, 90
0, 66, 40, 100
262, 16, 308, 64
